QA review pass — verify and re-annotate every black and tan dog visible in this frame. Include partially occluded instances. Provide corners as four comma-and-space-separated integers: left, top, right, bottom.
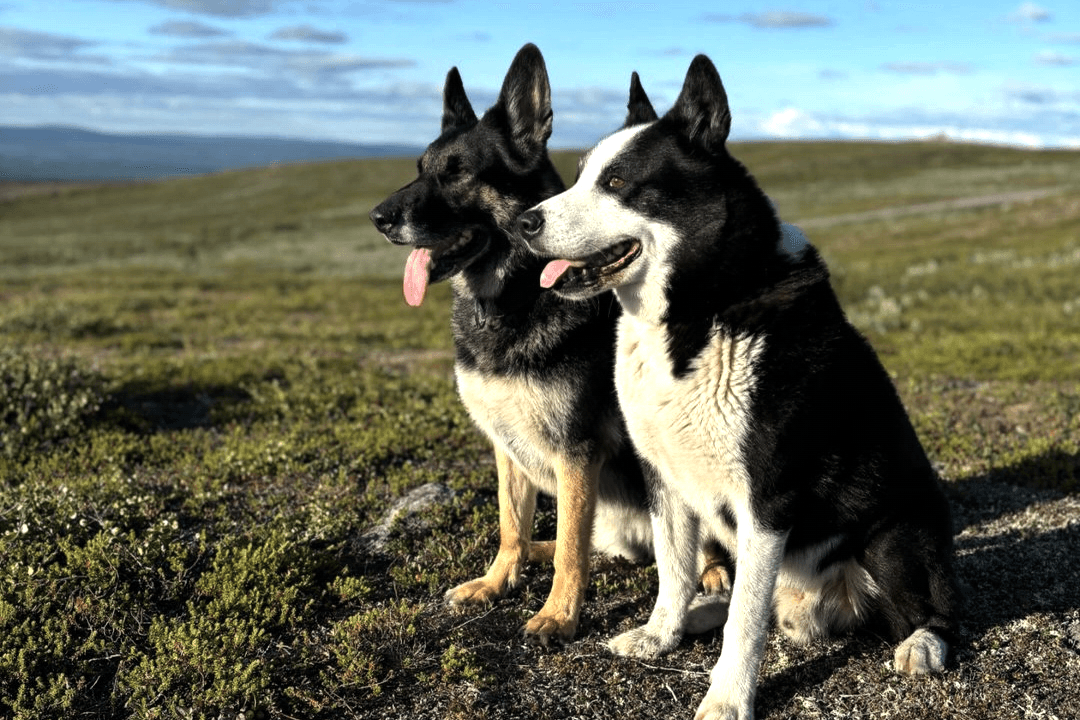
369, 44, 694, 644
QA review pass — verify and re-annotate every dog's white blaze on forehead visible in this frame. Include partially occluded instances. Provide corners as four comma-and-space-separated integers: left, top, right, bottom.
577, 123, 653, 187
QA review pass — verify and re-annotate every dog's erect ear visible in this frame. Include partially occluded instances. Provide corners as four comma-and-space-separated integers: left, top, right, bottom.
666, 54, 731, 153
625, 71, 658, 128
442, 67, 478, 133
497, 43, 554, 157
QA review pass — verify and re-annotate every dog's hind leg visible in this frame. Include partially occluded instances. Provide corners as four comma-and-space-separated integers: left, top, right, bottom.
522, 454, 600, 645
701, 539, 734, 595
445, 447, 536, 606
862, 520, 959, 676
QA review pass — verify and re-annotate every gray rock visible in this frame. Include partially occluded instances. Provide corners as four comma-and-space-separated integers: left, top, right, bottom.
361, 482, 456, 552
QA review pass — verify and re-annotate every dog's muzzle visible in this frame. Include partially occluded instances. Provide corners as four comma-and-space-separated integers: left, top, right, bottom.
369, 206, 397, 234
514, 209, 544, 242
370, 203, 410, 245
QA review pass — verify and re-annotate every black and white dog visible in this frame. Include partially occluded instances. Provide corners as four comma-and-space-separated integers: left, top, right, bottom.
514, 56, 958, 719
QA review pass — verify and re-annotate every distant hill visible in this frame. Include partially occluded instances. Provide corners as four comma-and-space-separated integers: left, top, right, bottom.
0, 125, 422, 182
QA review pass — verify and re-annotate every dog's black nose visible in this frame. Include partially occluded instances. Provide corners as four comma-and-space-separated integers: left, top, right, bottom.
515, 209, 544, 237
369, 206, 398, 234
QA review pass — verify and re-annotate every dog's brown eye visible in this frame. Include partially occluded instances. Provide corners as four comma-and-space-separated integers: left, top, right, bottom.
608, 176, 626, 189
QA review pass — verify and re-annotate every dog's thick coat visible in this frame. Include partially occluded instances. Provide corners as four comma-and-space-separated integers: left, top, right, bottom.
515, 58, 959, 718
369, 45, 659, 644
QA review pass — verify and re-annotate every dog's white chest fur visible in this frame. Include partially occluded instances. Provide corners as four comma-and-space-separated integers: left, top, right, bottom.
616, 316, 764, 534
455, 366, 565, 494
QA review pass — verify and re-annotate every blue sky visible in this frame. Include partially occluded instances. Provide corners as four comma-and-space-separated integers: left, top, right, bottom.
1, 1, 1078, 148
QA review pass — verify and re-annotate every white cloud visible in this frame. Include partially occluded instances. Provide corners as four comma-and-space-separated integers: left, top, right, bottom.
703, 11, 834, 29
755, 106, 1080, 148
0, 87, 441, 143
147, 40, 414, 85
1011, 2, 1052, 22
103, 0, 280, 18
761, 107, 823, 136
269, 24, 347, 44
1005, 83, 1060, 104
1035, 49, 1075, 66
148, 20, 230, 38
881, 62, 973, 75
0, 25, 96, 59
742, 11, 833, 28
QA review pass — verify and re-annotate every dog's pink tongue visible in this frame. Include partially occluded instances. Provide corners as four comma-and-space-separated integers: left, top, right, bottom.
404, 247, 432, 306
540, 259, 572, 289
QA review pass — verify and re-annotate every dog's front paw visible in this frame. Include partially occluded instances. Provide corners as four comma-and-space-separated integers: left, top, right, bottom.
693, 696, 744, 720
695, 666, 755, 720
523, 607, 577, 646
894, 627, 948, 675
606, 624, 679, 659
445, 577, 503, 606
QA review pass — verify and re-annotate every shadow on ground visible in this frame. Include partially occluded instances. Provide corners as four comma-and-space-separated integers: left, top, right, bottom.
355, 449, 1080, 719
71, 375, 261, 435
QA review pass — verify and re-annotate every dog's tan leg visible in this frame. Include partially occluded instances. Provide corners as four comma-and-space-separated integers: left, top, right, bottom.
523, 455, 599, 645
445, 447, 536, 606
528, 540, 556, 563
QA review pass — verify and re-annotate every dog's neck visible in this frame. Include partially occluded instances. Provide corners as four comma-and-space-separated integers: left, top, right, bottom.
614, 285, 658, 326
613, 263, 673, 327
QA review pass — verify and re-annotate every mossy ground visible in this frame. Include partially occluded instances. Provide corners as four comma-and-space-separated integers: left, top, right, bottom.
1, 143, 1078, 719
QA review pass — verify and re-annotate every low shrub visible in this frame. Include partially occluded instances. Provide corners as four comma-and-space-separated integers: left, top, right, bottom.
0, 347, 107, 458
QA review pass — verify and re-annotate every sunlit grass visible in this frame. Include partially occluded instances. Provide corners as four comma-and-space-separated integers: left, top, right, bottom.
1, 141, 1078, 718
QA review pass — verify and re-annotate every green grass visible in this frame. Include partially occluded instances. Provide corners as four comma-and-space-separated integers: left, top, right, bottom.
1, 142, 1079, 719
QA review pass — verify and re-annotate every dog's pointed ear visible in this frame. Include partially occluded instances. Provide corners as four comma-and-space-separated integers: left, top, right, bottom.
666, 54, 731, 153
497, 43, 553, 157
442, 66, 477, 133
624, 71, 658, 128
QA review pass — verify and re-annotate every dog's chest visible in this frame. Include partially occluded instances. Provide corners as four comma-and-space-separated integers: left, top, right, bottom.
616, 318, 763, 505
455, 366, 572, 493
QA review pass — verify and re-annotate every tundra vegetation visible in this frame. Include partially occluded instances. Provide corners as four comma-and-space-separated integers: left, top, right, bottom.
1, 142, 1078, 719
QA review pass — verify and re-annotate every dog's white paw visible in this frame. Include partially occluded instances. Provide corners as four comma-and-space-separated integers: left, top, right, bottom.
894, 627, 948, 675
606, 624, 680, 659
684, 593, 729, 635
694, 693, 748, 720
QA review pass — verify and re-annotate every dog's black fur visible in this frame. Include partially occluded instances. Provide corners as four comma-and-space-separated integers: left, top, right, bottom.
515, 55, 959, 717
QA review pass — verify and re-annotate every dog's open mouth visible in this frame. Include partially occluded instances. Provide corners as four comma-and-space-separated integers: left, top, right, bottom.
539, 239, 641, 293
403, 230, 488, 306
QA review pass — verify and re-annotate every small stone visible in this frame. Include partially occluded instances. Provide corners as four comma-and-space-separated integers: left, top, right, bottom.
360, 482, 456, 552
